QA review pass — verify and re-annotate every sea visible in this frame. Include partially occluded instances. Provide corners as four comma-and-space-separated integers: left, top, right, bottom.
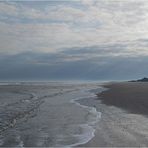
0, 81, 105, 147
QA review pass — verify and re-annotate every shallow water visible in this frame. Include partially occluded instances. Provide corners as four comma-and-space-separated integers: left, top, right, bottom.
0, 82, 104, 147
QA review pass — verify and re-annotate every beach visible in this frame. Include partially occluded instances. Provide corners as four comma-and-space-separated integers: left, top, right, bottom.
81, 82, 148, 147
1, 82, 148, 147
0, 82, 103, 147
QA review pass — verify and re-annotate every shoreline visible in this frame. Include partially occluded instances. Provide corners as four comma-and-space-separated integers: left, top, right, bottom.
0, 82, 105, 147
1, 82, 148, 147
79, 82, 148, 147
69, 85, 104, 147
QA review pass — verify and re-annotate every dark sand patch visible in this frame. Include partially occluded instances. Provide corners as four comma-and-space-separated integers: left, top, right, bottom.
98, 82, 148, 116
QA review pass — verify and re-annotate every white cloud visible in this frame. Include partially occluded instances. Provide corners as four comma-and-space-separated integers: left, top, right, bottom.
1, 0, 148, 57
0, 2, 18, 16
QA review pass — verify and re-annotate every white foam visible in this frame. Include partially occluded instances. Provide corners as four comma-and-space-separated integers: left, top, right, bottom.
16, 135, 24, 148
0, 82, 11, 85
67, 87, 103, 147
67, 124, 95, 147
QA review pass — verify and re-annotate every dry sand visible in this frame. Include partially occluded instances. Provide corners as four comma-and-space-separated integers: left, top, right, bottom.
81, 82, 148, 147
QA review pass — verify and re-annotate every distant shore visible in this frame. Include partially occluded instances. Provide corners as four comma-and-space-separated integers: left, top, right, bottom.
81, 82, 148, 147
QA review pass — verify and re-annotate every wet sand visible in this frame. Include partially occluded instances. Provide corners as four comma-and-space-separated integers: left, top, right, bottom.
81, 82, 148, 147
0, 82, 102, 147
99, 82, 148, 116
1, 82, 148, 147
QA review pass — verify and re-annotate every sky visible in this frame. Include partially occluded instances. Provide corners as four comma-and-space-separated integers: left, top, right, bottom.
1, 0, 148, 81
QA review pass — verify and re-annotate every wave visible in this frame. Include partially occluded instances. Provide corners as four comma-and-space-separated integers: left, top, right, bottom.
0, 83, 105, 147
0, 88, 78, 134
0, 91, 42, 133
67, 88, 102, 147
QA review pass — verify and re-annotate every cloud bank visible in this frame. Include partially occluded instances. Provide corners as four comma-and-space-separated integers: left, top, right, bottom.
0, 0, 148, 80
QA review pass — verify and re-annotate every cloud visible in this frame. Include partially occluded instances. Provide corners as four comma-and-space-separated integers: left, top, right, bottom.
0, 2, 18, 16
1, 50, 148, 80
1, 1, 148, 80
0, 1, 148, 55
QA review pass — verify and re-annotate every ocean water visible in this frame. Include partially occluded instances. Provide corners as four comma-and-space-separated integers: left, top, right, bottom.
0, 82, 105, 147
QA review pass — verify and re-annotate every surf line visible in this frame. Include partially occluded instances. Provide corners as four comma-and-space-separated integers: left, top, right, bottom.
68, 88, 103, 147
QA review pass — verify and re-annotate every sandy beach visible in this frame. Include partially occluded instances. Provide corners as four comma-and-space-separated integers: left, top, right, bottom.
0, 82, 103, 147
1, 82, 148, 147
81, 82, 148, 147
